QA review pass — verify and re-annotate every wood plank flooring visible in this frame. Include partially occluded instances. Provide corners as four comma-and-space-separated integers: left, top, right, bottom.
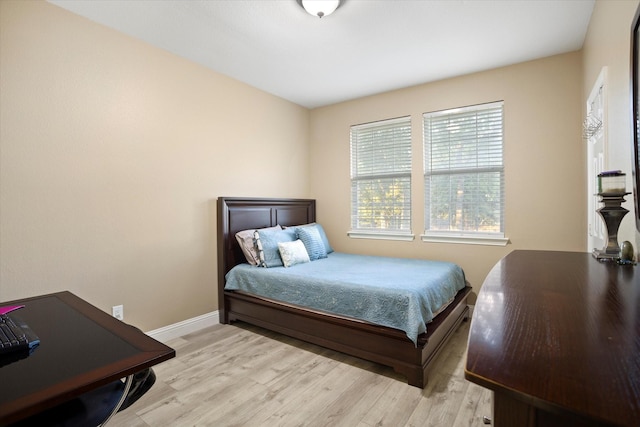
109, 319, 491, 426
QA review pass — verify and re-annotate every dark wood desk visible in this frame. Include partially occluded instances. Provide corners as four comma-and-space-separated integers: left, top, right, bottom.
465, 250, 640, 427
0, 291, 175, 426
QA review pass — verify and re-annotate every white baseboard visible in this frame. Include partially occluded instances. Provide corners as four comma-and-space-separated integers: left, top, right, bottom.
146, 310, 220, 343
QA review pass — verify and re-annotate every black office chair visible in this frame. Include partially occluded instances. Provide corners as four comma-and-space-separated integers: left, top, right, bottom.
11, 323, 157, 427
118, 367, 156, 412
11, 368, 155, 427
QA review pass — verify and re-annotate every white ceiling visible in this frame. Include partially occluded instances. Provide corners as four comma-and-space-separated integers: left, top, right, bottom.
49, 0, 595, 109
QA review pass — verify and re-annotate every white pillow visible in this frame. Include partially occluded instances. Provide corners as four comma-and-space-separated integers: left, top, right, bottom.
277, 239, 310, 268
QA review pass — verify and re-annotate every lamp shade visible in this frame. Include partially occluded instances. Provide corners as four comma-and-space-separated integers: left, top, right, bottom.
300, 0, 341, 18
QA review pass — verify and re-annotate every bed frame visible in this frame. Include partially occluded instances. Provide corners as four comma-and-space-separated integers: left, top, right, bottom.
217, 197, 471, 388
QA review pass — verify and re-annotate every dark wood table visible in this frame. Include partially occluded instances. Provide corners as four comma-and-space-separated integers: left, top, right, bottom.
465, 250, 640, 427
0, 291, 175, 426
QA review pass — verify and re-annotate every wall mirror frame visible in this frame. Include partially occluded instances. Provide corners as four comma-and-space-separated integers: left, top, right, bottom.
632, 3, 640, 231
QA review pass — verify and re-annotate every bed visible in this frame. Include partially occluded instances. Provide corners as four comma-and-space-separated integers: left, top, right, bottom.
217, 197, 471, 388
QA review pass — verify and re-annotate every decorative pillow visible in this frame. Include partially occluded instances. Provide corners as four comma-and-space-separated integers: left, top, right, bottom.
235, 225, 281, 265
278, 239, 310, 268
314, 223, 333, 254
256, 227, 297, 267
292, 223, 333, 254
297, 225, 327, 261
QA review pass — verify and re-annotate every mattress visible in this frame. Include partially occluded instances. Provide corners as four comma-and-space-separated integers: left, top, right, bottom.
224, 252, 467, 345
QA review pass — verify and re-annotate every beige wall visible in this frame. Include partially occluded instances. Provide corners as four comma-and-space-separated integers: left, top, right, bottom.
0, 1, 309, 330
2, 0, 637, 330
582, 0, 640, 250
309, 52, 585, 295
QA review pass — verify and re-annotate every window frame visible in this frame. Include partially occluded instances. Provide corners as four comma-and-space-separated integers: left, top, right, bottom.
348, 116, 414, 241
421, 101, 508, 246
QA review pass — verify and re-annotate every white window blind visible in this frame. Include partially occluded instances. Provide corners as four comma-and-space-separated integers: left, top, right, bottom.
350, 116, 412, 236
423, 102, 505, 240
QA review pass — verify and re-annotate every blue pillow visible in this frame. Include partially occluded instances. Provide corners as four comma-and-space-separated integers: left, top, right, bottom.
314, 223, 333, 254
295, 223, 333, 254
297, 226, 328, 261
256, 227, 297, 267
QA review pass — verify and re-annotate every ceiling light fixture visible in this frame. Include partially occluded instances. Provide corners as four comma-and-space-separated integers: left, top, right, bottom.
297, 0, 342, 18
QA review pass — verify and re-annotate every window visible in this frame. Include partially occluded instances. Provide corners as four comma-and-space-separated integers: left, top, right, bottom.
349, 116, 412, 240
423, 102, 507, 245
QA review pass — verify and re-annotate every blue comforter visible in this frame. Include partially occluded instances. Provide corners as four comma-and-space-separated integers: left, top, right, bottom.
224, 252, 466, 345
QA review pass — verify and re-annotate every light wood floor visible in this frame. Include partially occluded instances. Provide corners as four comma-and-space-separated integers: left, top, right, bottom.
109, 319, 491, 427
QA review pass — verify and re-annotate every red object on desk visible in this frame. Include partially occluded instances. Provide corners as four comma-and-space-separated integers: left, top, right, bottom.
0, 305, 24, 316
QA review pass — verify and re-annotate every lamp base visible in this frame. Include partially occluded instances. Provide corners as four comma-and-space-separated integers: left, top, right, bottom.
592, 248, 620, 261
592, 192, 630, 262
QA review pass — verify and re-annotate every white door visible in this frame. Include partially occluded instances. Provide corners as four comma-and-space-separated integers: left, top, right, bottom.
586, 68, 607, 252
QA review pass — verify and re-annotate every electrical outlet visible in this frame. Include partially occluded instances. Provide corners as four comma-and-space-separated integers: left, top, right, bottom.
112, 305, 124, 320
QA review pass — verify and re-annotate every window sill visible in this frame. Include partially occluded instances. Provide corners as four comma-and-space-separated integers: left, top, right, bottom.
420, 233, 510, 246
347, 230, 415, 241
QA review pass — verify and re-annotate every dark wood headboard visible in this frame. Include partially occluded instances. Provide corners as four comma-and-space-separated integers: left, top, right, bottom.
216, 197, 316, 317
